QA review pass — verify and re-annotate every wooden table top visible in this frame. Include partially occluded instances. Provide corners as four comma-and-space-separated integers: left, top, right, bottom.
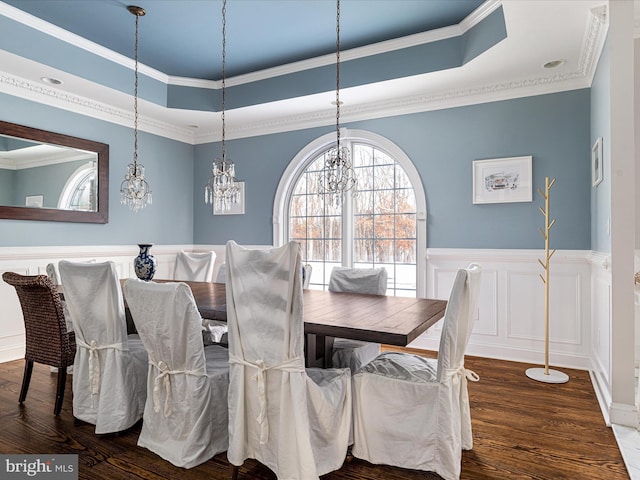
176, 281, 447, 347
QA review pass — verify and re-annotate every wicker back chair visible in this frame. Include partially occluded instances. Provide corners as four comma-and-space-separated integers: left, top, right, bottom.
3, 272, 76, 415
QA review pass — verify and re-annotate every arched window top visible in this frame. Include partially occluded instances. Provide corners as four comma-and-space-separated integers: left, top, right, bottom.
58, 161, 96, 211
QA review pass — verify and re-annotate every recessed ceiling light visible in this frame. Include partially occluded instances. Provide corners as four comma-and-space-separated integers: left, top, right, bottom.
41, 77, 63, 85
543, 60, 565, 69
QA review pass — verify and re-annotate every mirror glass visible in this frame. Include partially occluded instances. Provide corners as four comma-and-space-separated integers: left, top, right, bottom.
0, 121, 109, 223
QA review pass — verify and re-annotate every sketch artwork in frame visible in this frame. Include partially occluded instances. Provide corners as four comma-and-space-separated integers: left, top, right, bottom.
213, 181, 245, 215
591, 137, 603, 187
472, 156, 533, 204
25, 195, 44, 208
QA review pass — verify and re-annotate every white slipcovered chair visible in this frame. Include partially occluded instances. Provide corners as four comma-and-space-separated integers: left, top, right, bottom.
302, 263, 312, 289
174, 250, 216, 282
328, 266, 387, 373
58, 260, 147, 434
215, 262, 227, 283
122, 278, 229, 468
351, 263, 482, 480
225, 240, 351, 479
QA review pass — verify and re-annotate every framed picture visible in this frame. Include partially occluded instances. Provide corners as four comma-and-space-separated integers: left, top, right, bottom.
591, 137, 603, 187
472, 156, 532, 204
213, 181, 245, 215
25, 195, 44, 208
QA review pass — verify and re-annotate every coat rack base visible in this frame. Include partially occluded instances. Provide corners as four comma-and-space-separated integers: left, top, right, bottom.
525, 367, 569, 384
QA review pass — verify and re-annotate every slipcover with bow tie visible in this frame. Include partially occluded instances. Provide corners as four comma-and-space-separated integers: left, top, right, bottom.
58, 260, 147, 434
225, 240, 351, 479
174, 250, 216, 282
351, 263, 482, 480
122, 279, 230, 468
328, 266, 387, 373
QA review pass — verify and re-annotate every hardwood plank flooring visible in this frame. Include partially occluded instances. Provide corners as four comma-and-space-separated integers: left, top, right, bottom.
0, 349, 629, 479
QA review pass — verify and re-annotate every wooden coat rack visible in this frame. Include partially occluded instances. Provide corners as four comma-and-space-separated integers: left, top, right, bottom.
525, 176, 569, 383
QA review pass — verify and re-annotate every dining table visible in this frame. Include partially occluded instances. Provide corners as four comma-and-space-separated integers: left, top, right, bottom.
145, 280, 448, 368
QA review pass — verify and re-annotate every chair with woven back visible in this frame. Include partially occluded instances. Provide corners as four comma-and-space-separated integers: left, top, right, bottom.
2, 272, 76, 415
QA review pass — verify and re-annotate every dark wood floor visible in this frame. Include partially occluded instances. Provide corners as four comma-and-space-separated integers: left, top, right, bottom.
0, 349, 629, 479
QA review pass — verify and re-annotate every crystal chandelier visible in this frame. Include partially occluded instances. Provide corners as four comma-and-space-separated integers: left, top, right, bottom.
318, 0, 357, 204
120, 5, 152, 213
205, 0, 240, 213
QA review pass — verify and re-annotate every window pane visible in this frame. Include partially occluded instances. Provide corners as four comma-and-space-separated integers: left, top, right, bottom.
395, 263, 417, 290
353, 145, 374, 167
355, 166, 374, 190
396, 166, 411, 188
374, 149, 393, 166
375, 164, 395, 190
325, 238, 342, 261
307, 216, 324, 238
355, 239, 374, 263
396, 239, 416, 263
374, 240, 394, 263
325, 216, 342, 239
354, 214, 373, 238
373, 214, 395, 238
290, 194, 307, 216
308, 239, 325, 261
395, 188, 416, 213
396, 214, 416, 238
373, 189, 395, 215
354, 189, 373, 214
289, 217, 307, 239
307, 196, 325, 216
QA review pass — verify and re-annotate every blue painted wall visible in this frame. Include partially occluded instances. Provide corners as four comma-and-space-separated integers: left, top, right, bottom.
194, 89, 591, 250
0, 88, 591, 250
0, 93, 194, 247
590, 36, 611, 254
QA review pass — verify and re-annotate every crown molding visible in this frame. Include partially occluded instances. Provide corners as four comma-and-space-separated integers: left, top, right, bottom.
0, 71, 196, 143
0, 0, 606, 146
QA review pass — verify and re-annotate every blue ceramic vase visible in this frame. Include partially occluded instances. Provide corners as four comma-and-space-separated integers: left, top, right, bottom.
134, 243, 157, 281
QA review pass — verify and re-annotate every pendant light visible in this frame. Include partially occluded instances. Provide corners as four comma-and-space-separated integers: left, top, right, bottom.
318, 0, 357, 204
205, 0, 240, 213
120, 5, 152, 212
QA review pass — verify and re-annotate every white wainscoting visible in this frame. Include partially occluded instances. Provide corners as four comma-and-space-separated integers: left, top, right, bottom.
416, 249, 593, 371
0, 243, 263, 364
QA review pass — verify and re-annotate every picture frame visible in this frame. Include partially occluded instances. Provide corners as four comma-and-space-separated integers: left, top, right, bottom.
591, 137, 603, 187
213, 181, 245, 215
472, 156, 532, 204
25, 194, 44, 208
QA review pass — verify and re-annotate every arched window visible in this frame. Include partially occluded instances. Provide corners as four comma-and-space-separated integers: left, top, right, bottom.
58, 161, 96, 211
274, 130, 427, 297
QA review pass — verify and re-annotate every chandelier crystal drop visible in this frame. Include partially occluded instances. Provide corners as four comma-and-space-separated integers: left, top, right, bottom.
318, 0, 357, 205
205, 0, 240, 213
120, 5, 152, 212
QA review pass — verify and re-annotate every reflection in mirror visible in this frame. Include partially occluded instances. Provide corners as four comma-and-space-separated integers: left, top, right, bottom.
0, 121, 108, 223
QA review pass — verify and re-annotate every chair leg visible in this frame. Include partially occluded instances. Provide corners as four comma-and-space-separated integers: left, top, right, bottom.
54, 367, 68, 416
19, 360, 34, 404
230, 464, 239, 480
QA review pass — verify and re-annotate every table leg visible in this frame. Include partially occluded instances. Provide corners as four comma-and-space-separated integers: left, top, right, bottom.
305, 334, 335, 368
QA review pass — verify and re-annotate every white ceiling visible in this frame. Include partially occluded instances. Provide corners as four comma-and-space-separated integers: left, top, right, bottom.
0, 1, 624, 145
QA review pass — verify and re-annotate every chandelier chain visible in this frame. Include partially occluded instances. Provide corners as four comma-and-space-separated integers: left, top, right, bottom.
221, 0, 226, 161
335, 0, 341, 147
133, 11, 139, 169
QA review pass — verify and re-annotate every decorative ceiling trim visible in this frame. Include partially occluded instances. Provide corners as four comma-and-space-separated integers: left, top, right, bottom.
0, 72, 196, 143
0, 0, 606, 146
0, 0, 502, 90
